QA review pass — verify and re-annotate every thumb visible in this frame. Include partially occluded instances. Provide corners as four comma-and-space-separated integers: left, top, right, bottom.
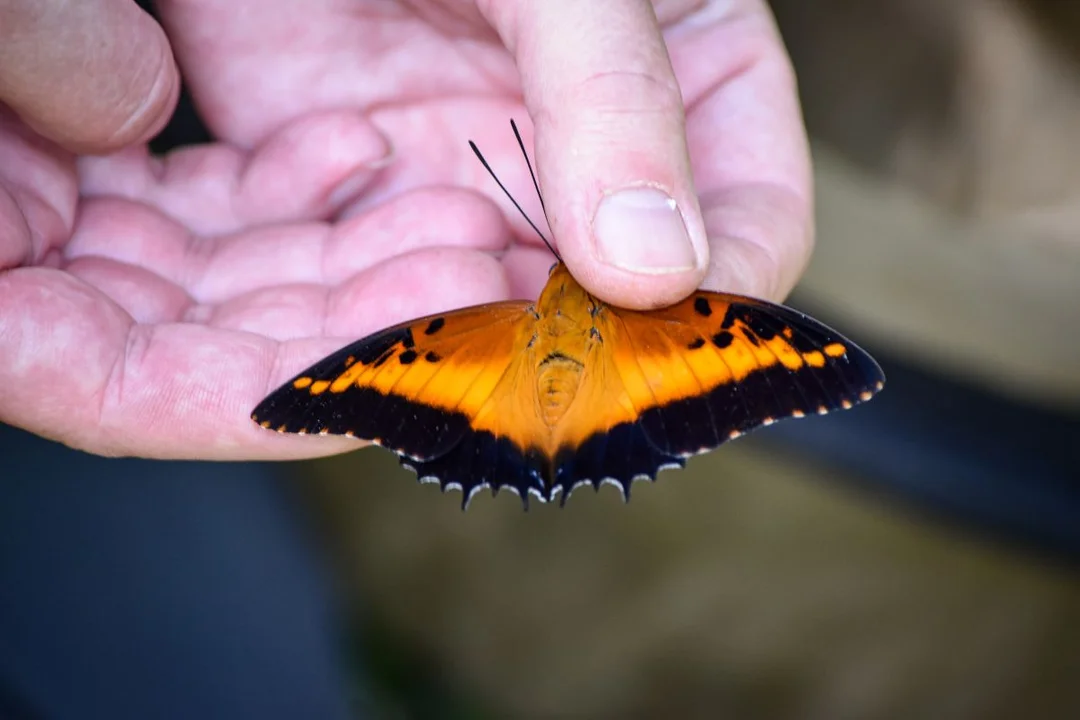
480, 0, 708, 309
0, 0, 179, 154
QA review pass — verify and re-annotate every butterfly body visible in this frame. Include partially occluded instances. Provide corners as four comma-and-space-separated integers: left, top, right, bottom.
253, 262, 884, 509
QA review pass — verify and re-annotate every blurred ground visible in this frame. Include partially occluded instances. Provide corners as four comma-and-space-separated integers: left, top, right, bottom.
304, 442, 1079, 720
296, 1, 1080, 717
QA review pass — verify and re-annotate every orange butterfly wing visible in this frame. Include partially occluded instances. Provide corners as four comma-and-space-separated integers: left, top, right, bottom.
253, 268, 884, 509
543, 290, 884, 502
252, 302, 536, 462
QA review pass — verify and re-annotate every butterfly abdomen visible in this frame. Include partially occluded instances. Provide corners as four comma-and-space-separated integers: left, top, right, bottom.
536, 351, 585, 428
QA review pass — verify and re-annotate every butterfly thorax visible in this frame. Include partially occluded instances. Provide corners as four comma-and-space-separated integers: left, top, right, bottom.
531, 264, 604, 429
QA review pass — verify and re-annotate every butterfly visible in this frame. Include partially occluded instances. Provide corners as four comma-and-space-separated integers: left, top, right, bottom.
252, 121, 885, 509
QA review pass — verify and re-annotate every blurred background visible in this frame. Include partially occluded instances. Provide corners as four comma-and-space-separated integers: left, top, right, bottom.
300, 0, 1080, 716
3, 0, 1079, 718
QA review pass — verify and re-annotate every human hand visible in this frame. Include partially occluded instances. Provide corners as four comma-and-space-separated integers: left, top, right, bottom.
158, 0, 812, 308
0, 0, 812, 461
1, 107, 515, 460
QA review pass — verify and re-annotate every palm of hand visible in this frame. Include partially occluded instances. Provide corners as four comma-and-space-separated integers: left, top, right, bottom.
0, 1, 808, 460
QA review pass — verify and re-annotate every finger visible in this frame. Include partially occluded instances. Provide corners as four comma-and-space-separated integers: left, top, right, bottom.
0, 110, 78, 269
670, 1, 814, 301
65, 256, 192, 324
0, 266, 354, 459
479, 0, 709, 310
190, 188, 509, 304
78, 111, 392, 236
201, 247, 512, 342
65, 187, 511, 303
0, 0, 179, 154
0, 253, 510, 460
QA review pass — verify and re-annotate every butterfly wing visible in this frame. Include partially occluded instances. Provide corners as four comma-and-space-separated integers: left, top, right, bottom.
254, 284, 884, 508
549, 291, 885, 501
252, 301, 537, 475
394, 348, 555, 508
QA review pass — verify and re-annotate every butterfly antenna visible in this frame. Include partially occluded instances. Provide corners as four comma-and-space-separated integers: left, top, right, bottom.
469, 122, 560, 260
510, 119, 547, 221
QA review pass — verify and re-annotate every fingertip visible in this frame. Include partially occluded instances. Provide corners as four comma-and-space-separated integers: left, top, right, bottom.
592, 185, 705, 274
0, 0, 181, 154
101, 44, 182, 151
552, 159, 711, 309
65, 13, 182, 154
557, 183, 709, 309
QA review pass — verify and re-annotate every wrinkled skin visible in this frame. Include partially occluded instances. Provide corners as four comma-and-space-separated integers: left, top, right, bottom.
0, 0, 811, 459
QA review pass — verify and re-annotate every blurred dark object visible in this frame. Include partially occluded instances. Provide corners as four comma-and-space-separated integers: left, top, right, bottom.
0, 424, 358, 720
148, 90, 211, 154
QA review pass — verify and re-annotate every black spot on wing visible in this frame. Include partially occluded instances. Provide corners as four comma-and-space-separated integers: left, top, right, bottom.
398, 349, 418, 365
693, 296, 712, 317
372, 349, 395, 368
687, 337, 706, 350
424, 317, 445, 335
719, 305, 737, 330
711, 331, 734, 349
425, 351, 441, 363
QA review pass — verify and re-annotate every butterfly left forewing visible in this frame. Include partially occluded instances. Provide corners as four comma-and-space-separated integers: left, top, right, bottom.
252, 301, 532, 463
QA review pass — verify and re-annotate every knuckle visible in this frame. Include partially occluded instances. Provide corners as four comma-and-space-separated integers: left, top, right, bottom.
569, 69, 685, 118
